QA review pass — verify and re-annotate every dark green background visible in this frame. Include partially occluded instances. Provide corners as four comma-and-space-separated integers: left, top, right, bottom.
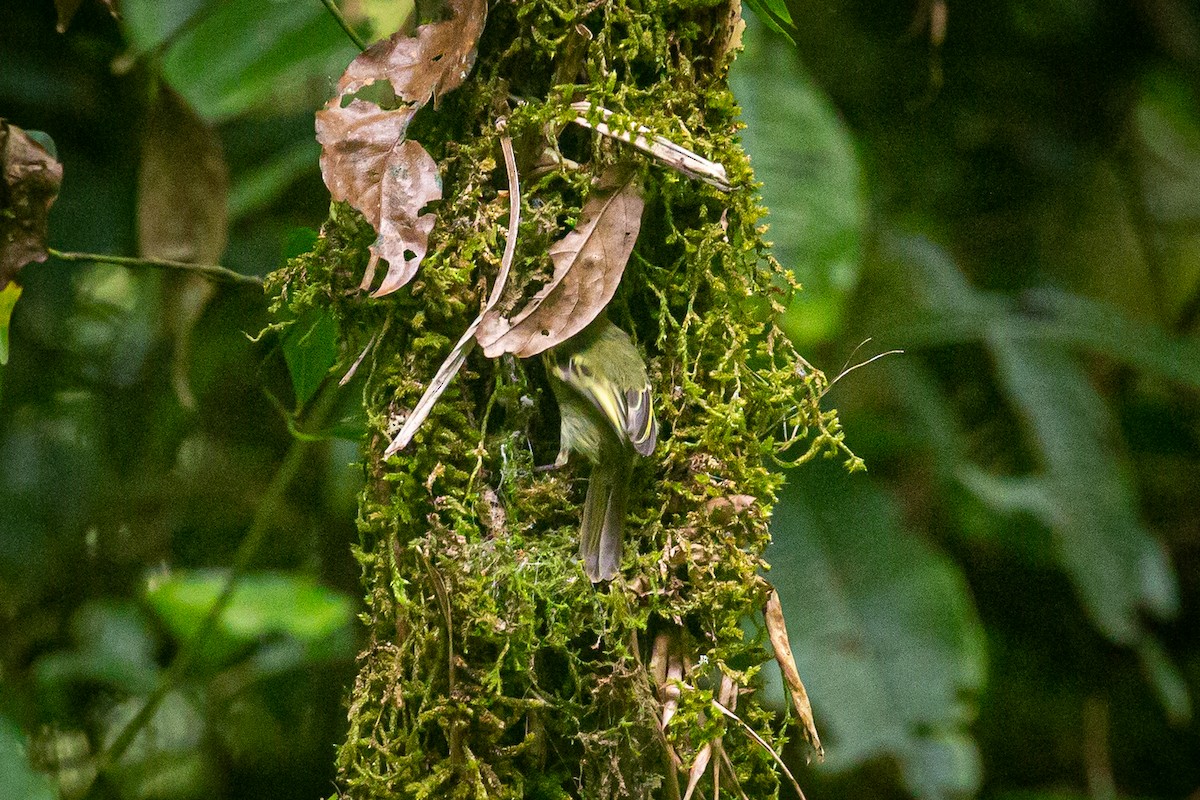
2, 0, 1198, 798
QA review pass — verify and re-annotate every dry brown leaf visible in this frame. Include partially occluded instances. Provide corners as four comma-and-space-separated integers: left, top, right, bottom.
317, 0, 485, 297
570, 102, 732, 192
1, 121, 63, 290
138, 86, 228, 265
138, 86, 230, 409
335, 0, 486, 106
316, 101, 440, 297
476, 165, 644, 358
764, 589, 824, 761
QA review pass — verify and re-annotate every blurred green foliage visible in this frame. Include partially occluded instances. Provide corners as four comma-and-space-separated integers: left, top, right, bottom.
1, 0, 1199, 799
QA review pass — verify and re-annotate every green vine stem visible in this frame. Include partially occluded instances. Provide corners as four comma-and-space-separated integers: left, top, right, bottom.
82, 380, 342, 792
47, 248, 262, 287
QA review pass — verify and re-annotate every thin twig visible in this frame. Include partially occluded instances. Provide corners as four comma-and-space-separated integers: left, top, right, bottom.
85, 381, 341, 790
704, 691, 808, 800
318, 0, 368, 51
821, 339, 904, 398
48, 248, 262, 288
383, 129, 521, 456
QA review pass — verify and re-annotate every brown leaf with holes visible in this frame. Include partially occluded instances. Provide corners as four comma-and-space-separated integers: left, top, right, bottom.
316, 101, 440, 296
764, 588, 824, 761
316, 0, 485, 296
1, 121, 63, 290
476, 165, 644, 358
335, 0, 487, 105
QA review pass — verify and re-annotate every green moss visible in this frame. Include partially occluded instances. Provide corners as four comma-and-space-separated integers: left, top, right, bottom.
267, 0, 856, 797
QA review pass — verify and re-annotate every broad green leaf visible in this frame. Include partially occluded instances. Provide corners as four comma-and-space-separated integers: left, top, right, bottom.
34, 601, 160, 711
145, 570, 353, 653
742, 0, 797, 42
282, 306, 339, 408
0, 281, 20, 365
769, 459, 986, 800
885, 286, 1200, 393
228, 138, 321, 222
0, 717, 57, 800
122, 0, 360, 121
730, 19, 865, 346
987, 341, 1178, 642
101, 689, 217, 797
894, 237, 1182, 647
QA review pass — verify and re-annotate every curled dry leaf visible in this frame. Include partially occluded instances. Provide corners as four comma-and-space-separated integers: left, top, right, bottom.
476, 165, 645, 358
764, 588, 824, 761
316, 0, 486, 297
570, 102, 732, 192
139, 86, 229, 265
316, 103, 441, 297
335, 0, 487, 106
1, 121, 63, 290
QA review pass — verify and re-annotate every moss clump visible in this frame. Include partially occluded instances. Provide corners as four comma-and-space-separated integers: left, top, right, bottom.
268, 0, 856, 797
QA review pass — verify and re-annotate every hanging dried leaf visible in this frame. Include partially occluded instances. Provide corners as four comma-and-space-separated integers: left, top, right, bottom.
316, 101, 441, 297
138, 85, 230, 409
138, 86, 229, 265
764, 588, 824, 761
1, 121, 63, 290
316, 0, 485, 296
476, 165, 644, 358
335, 0, 487, 106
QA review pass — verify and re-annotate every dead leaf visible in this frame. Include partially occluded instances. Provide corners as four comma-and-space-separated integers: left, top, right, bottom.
138, 86, 229, 408
139, 86, 228, 264
764, 588, 823, 761
570, 102, 732, 192
316, 0, 485, 296
335, 0, 486, 106
0, 121, 63, 290
476, 165, 644, 358
316, 101, 441, 297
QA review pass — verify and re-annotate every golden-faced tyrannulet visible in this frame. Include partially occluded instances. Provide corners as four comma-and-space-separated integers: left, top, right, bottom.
543, 316, 657, 581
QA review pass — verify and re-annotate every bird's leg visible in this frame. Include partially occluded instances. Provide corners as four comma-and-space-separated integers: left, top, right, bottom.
535, 446, 571, 473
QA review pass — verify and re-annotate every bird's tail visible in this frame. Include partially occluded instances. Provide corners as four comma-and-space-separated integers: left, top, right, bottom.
580, 457, 630, 582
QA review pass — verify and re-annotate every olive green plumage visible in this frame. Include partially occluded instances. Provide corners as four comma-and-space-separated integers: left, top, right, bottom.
543, 316, 657, 582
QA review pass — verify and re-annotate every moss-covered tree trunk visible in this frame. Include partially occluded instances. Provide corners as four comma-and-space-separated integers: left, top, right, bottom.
270, 1, 849, 797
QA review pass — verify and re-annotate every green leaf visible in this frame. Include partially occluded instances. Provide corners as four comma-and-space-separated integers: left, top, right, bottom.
228, 138, 321, 223
987, 341, 1178, 641
0, 281, 20, 366
0, 717, 57, 800
730, 20, 865, 346
145, 570, 354, 658
893, 237, 1183, 646
282, 307, 339, 408
742, 0, 797, 42
769, 459, 986, 800
123, 0, 360, 121
34, 601, 161, 712
100, 690, 216, 797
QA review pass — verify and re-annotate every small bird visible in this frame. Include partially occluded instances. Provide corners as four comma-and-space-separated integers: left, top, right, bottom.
543, 315, 657, 581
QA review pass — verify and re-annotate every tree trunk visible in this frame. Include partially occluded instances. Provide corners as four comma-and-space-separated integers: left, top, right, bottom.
269, 1, 849, 797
